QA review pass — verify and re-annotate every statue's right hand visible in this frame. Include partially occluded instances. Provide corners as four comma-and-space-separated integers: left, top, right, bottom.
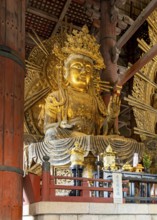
107, 93, 121, 119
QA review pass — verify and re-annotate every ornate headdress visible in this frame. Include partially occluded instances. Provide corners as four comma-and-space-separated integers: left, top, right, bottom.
54, 25, 105, 70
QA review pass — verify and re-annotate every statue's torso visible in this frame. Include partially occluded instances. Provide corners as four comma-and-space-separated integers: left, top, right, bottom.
67, 88, 96, 119
67, 87, 99, 134
45, 87, 105, 135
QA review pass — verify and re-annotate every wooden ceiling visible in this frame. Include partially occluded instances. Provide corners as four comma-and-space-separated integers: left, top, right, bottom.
25, 0, 152, 58
26, 0, 91, 57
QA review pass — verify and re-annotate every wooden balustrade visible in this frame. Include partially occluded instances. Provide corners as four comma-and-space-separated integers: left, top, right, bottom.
40, 174, 128, 203
123, 175, 157, 203
23, 159, 157, 205
23, 171, 157, 204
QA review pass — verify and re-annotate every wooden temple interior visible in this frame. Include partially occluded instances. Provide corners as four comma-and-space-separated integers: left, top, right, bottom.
25, 0, 157, 140
1, 0, 157, 219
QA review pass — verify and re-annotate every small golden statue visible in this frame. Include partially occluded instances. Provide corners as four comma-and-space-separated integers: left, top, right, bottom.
69, 142, 85, 167
122, 162, 133, 172
135, 164, 144, 172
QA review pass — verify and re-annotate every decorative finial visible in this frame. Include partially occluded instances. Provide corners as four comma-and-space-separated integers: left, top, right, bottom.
43, 155, 50, 162
106, 144, 113, 153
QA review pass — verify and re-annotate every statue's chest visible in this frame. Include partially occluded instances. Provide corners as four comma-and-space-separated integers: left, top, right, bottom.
67, 92, 95, 119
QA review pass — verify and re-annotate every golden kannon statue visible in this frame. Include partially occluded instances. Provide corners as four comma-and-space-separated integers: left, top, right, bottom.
43, 26, 120, 141
24, 25, 144, 168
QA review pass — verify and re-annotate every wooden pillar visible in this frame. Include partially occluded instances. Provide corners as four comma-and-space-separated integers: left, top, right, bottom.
42, 156, 50, 201
0, 0, 25, 219
100, 0, 119, 89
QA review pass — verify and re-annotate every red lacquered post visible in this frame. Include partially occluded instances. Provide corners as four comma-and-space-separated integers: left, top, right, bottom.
41, 156, 51, 201
0, 0, 25, 219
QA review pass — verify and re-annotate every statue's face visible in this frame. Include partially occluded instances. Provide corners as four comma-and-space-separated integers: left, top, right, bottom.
65, 56, 93, 92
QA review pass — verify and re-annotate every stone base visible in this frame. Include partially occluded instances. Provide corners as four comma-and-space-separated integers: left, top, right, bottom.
23, 202, 157, 220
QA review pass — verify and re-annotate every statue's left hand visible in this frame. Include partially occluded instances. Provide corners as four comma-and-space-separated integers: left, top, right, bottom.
107, 94, 121, 119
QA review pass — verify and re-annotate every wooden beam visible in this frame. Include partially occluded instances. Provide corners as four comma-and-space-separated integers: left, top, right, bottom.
118, 42, 157, 86
52, 0, 72, 35
72, 0, 85, 4
116, 0, 157, 50
26, 0, 29, 7
27, 7, 59, 22
27, 5, 81, 37
100, 0, 118, 84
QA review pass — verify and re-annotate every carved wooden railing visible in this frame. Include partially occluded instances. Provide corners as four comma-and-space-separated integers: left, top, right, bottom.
44, 175, 128, 203
23, 155, 128, 204
23, 157, 157, 204
23, 173, 128, 204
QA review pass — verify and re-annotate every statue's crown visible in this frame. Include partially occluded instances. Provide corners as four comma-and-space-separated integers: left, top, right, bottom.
61, 25, 105, 70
